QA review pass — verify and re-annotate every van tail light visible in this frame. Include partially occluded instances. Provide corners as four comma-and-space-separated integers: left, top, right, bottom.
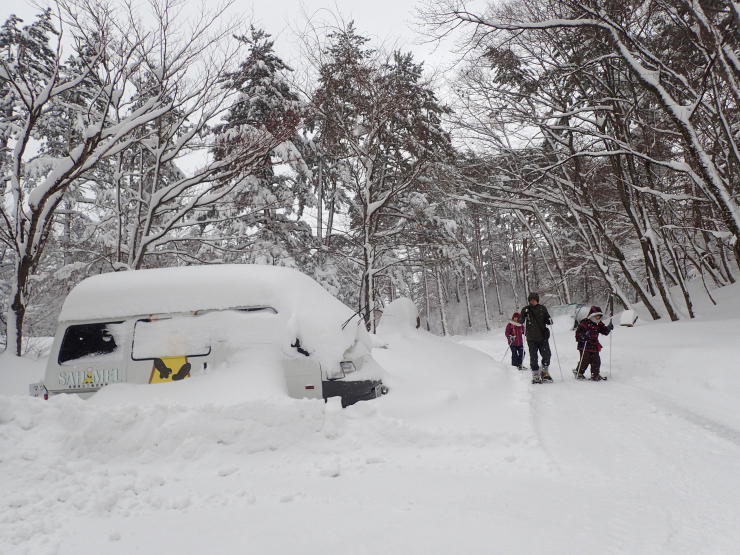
44, 394, 48, 400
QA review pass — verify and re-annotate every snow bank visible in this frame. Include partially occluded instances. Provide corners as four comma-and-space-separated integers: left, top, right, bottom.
0, 391, 328, 552
374, 315, 524, 436
4, 279, 740, 554
88, 346, 289, 407
0, 353, 46, 396
620, 309, 638, 326
0, 319, 536, 555
376, 297, 419, 334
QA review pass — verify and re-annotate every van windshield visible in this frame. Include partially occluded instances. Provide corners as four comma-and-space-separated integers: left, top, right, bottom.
59, 322, 126, 365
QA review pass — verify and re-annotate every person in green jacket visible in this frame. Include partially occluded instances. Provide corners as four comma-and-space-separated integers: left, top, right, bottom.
518, 292, 554, 384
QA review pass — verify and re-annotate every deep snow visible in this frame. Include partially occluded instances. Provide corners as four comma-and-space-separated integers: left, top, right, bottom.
1, 284, 740, 554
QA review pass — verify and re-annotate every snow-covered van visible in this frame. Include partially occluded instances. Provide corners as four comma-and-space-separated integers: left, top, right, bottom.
31, 265, 386, 406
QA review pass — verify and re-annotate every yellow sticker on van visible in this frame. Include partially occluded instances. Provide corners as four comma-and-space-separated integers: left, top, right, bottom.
149, 356, 191, 384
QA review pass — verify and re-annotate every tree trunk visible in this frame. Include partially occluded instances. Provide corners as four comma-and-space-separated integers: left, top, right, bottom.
326, 178, 336, 246
436, 265, 448, 336
8, 254, 33, 356
363, 248, 374, 333
463, 266, 473, 328
472, 208, 491, 331
485, 217, 504, 321
516, 210, 564, 304
422, 260, 431, 331
316, 155, 323, 242
533, 206, 571, 303
647, 194, 694, 318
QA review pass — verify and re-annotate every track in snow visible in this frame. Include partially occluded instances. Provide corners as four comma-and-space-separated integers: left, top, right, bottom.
3, 326, 739, 555
462, 333, 740, 555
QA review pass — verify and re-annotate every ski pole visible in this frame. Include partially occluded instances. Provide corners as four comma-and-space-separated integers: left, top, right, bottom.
608, 294, 614, 379
609, 319, 613, 379
575, 327, 588, 378
549, 325, 564, 382
576, 344, 587, 378
499, 346, 510, 363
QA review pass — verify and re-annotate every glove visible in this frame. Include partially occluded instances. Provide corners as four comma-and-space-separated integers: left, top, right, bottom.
607, 322, 614, 330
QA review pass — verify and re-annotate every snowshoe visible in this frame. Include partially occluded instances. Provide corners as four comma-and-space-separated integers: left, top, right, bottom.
572, 367, 579, 378
531, 371, 543, 384
576, 373, 586, 381
541, 370, 553, 382
589, 375, 607, 381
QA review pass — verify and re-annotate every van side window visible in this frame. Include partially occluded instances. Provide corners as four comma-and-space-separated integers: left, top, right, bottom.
58, 322, 125, 365
132, 317, 211, 360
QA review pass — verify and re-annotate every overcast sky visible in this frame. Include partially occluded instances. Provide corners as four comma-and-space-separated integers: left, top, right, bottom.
1, 0, 458, 71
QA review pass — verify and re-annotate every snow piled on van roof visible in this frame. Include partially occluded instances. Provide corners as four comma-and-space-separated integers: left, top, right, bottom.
58, 265, 364, 367
60, 264, 338, 320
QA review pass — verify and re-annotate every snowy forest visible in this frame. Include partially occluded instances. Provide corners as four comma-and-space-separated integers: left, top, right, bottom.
2, 0, 740, 355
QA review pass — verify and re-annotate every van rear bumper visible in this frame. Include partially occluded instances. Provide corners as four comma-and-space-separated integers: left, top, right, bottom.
322, 379, 387, 407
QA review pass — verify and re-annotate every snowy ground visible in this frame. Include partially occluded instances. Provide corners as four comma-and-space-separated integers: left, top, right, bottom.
2, 285, 740, 554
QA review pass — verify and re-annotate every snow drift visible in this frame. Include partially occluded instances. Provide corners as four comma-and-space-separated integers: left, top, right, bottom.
3, 285, 740, 554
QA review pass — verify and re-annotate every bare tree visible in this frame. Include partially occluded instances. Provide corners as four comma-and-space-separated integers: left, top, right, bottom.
0, 0, 291, 354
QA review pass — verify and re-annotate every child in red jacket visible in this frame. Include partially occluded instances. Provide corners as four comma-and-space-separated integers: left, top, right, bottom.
505, 312, 525, 370
575, 306, 613, 381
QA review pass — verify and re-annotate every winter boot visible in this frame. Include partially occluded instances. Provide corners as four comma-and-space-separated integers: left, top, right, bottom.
590, 374, 606, 381
517, 365, 524, 371
531, 370, 542, 384
540, 366, 553, 382
576, 373, 586, 380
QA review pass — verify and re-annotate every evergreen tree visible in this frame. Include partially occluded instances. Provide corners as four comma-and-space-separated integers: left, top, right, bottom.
211, 27, 311, 270
310, 23, 454, 330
